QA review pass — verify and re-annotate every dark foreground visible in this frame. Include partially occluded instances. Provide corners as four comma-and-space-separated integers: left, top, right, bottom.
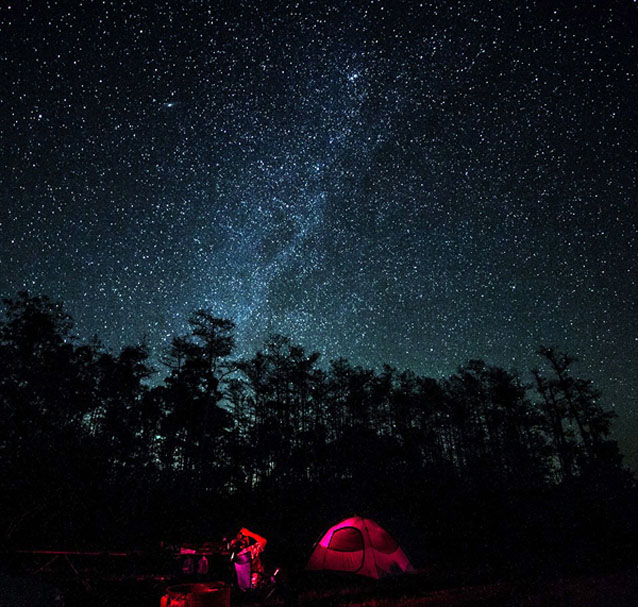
3, 566, 638, 607
291, 568, 638, 606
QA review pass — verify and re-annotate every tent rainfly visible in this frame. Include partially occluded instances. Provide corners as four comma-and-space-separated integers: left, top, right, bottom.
306, 516, 414, 579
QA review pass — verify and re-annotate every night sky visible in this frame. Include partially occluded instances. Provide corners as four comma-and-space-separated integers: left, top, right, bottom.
2, 2, 637, 467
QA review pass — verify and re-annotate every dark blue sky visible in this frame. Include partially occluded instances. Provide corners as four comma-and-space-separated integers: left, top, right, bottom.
1, 1, 637, 467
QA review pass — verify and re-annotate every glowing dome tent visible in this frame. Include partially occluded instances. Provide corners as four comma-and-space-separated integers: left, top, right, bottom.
306, 516, 414, 579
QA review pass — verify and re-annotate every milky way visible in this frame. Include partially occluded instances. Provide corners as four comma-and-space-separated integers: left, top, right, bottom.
1, 2, 637, 465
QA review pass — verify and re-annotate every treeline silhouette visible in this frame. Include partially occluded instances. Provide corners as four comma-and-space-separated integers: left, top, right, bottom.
1, 292, 636, 578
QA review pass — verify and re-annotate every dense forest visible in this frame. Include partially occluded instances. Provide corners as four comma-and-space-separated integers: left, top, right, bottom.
1, 292, 636, 579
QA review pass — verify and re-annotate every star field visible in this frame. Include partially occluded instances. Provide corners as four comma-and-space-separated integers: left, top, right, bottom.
1, 2, 637, 465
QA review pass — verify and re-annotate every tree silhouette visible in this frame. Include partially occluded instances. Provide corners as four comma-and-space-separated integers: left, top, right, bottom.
534, 346, 622, 478
159, 311, 234, 501
0, 293, 100, 544
236, 335, 324, 489
1, 292, 636, 575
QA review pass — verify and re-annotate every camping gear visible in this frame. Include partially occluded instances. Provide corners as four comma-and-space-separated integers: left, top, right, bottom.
161, 582, 230, 607
306, 516, 414, 579
197, 556, 209, 575
233, 551, 252, 591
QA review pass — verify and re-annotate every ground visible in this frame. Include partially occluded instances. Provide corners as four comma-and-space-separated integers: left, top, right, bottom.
3, 565, 638, 606
246, 568, 638, 607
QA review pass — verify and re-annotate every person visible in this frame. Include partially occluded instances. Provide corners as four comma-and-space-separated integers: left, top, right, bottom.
230, 527, 267, 591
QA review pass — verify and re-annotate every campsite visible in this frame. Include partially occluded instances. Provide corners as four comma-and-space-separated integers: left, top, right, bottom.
5, 540, 638, 606
4, 514, 638, 606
